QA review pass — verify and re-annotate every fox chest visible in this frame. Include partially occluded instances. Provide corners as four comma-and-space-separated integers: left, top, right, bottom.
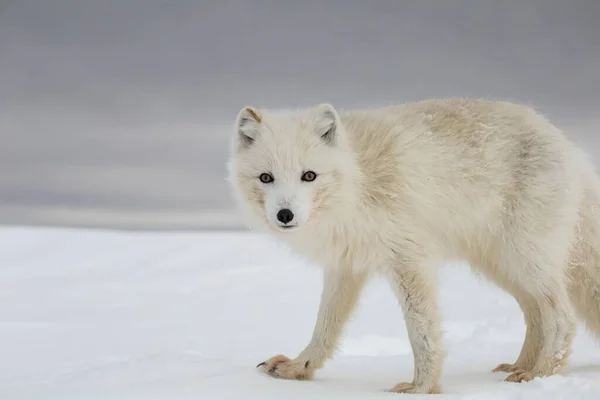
287, 229, 395, 273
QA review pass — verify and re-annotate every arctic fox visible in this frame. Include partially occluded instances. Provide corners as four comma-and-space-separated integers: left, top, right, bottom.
227, 98, 600, 394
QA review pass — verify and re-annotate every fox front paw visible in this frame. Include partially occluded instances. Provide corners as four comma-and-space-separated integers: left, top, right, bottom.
256, 354, 314, 380
389, 381, 441, 394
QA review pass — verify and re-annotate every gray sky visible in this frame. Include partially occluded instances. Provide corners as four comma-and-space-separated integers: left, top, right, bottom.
1, 0, 599, 230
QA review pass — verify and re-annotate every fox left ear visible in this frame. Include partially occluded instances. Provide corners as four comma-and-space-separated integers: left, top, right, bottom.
315, 103, 339, 146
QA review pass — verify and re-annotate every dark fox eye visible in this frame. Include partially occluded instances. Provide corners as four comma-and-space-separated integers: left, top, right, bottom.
259, 173, 274, 183
301, 171, 317, 182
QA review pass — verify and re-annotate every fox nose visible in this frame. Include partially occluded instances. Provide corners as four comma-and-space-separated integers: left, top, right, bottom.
276, 208, 294, 224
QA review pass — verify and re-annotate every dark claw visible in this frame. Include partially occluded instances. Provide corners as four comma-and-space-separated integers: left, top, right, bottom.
256, 361, 266, 368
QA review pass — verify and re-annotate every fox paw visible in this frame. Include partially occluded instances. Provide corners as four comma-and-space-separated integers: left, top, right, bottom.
505, 369, 548, 383
389, 382, 441, 394
256, 354, 314, 380
493, 363, 523, 373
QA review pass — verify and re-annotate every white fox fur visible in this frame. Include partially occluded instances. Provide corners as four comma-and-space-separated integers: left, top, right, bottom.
227, 98, 600, 394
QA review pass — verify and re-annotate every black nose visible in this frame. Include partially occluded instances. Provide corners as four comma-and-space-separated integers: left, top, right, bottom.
276, 208, 294, 224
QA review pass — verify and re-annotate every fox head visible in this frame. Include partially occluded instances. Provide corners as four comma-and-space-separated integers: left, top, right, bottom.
228, 104, 355, 234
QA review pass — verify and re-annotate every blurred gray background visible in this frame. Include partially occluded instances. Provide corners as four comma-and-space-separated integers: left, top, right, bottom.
1, 0, 599, 230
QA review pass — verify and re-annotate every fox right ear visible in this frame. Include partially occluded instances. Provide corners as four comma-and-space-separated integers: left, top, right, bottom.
235, 107, 262, 149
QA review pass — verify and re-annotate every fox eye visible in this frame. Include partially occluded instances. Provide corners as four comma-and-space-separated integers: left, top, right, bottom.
259, 173, 274, 183
301, 171, 317, 182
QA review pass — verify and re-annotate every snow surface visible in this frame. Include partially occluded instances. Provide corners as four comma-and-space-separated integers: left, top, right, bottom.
1, 227, 599, 399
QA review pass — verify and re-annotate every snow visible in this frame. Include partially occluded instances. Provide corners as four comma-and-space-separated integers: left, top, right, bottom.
1, 227, 599, 399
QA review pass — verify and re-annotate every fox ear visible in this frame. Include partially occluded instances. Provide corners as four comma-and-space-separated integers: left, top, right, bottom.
315, 103, 339, 146
235, 106, 262, 149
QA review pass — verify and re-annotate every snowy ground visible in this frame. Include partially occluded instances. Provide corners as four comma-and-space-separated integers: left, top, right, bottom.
1, 227, 599, 399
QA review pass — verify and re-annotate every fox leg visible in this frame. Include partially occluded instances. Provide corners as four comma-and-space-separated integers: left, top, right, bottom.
493, 290, 543, 373
500, 243, 576, 382
387, 259, 445, 394
257, 268, 367, 380
505, 283, 576, 382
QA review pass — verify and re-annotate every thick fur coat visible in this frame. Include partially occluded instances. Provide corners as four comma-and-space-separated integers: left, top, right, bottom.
227, 98, 600, 394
